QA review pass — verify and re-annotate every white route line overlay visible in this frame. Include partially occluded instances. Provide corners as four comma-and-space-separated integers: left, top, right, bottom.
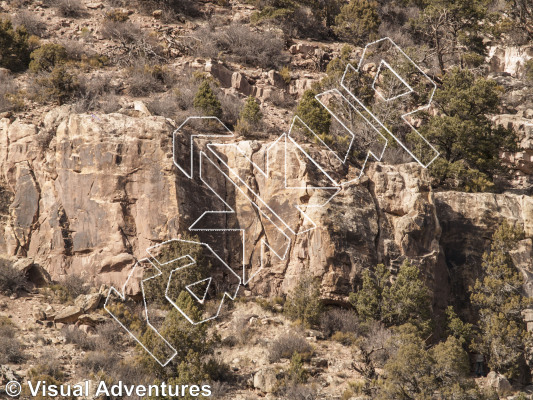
105, 37, 440, 366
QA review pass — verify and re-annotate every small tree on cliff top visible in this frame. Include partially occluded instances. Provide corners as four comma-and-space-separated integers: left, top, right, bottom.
193, 80, 222, 118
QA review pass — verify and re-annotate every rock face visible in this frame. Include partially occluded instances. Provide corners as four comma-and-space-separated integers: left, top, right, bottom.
0, 109, 531, 313
435, 191, 533, 306
492, 112, 533, 192
487, 45, 533, 77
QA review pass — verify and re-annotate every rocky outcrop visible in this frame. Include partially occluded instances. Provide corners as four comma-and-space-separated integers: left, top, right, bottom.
435, 191, 533, 305
492, 112, 533, 192
487, 45, 533, 76
0, 109, 531, 313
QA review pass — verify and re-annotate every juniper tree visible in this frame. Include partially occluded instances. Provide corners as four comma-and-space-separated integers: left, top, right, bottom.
235, 95, 262, 135
419, 68, 517, 191
193, 80, 222, 119
333, 0, 381, 45
470, 221, 529, 380
0, 19, 31, 72
295, 89, 331, 142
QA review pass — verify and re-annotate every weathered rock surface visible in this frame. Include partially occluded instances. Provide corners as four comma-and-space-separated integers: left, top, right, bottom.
253, 368, 277, 393
435, 191, 533, 305
0, 109, 531, 313
485, 371, 512, 395
74, 293, 102, 313
492, 112, 533, 192
487, 45, 533, 76
54, 305, 84, 323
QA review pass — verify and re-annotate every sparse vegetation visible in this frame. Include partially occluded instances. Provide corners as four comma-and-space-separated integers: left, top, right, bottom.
193, 23, 285, 69
30, 65, 79, 105
0, 80, 24, 113
12, 10, 46, 37
105, 8, 130, 22
320, 308, 359, 337
127, 62, 174, 97
51, 0, 86, 18
525, 59, 533, 82
0, 316, 26, 364
269, 332, 313, 362
48, 274, 90, 303
0, 259, 27, 294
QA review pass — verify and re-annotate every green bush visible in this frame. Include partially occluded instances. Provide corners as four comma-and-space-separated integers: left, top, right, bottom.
350, 260, 432, 334
295, 89, 332, 143
139, 291, 220, 384
29, 43, 68, 72
333, 0, 380, 45
0, 19, 31, 72
378, 327, 481, 399
32, 65, 79, 105
284, 275, 323, 328
235, 95, 262, 135
142, 235, 209, 307
279, 66, 291, 84
193, 80, 222, 119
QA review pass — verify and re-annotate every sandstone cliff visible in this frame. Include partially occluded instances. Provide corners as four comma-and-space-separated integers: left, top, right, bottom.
1, 109, 531, 314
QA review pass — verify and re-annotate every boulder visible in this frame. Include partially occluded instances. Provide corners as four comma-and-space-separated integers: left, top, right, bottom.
267, 70, 287, 88
34, 310, 46, 321
86, 2, 104, 9
0, 68, 10, 78
133, 101, 151, 117
289, 43, 318, 55
486, 371, 512, 395
78, 313, 108, 326
74, 293, 102, 312
79, 324, 96, 334
522, 308, 533, 322
205, 60, 233, 87
54, 306, 84, 323
231, 72, 252, 95
253, 368, 277, 393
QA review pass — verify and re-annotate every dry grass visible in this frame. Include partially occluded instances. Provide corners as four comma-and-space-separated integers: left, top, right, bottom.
193, 23, 285, 69
50, 0, 87, 18
12, 10, 46, 37
269, 332, 313, 363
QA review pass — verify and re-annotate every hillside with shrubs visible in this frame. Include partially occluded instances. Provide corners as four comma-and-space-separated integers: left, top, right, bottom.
0, 0, 532, 399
